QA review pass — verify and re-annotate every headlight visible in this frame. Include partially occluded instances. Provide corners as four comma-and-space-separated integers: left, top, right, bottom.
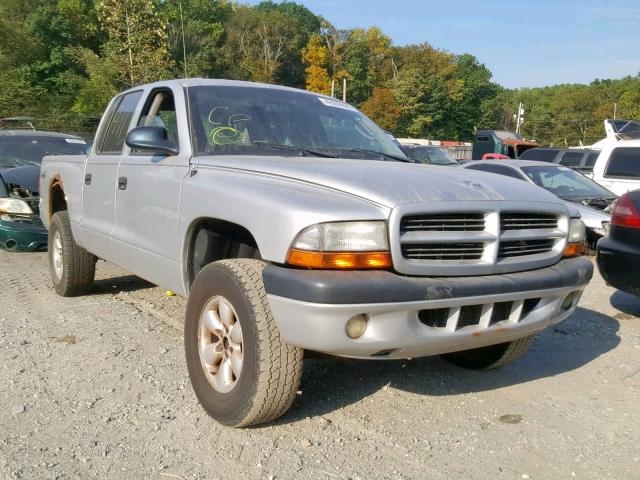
564, 218, 586, 257
288, 221, 391, 269
0, 198, 33, 215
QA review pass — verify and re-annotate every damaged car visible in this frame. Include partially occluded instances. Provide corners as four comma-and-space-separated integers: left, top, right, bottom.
463, 159, 616, 247
0, 130, 88, 251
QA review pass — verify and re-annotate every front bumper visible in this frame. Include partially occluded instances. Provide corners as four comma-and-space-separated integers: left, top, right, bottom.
264, 257, 593, 359
0, 218, 48, 252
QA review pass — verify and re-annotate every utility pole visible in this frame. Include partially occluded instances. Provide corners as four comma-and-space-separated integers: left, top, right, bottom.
330, 79, 335, 98
614, 102, 618, 119
515, 102, 525, 134
342, 78, 347, 102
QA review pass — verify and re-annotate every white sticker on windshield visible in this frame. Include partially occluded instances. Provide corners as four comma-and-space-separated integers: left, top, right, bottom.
318, 97, 358, 112
65, 138, 86, 144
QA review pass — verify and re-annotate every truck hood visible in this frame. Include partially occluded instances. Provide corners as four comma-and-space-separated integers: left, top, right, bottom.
198, 156, 563, 208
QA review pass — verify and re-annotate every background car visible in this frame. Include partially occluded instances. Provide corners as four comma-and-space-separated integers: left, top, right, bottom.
0, 129, 88, 251
597, 190, 640, 296
519, 147, 600, 174
400, 144, 459, 165
462, 159, 616, 246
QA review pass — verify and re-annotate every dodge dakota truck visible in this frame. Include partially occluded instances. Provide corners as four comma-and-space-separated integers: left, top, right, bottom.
40, 79, 593, 427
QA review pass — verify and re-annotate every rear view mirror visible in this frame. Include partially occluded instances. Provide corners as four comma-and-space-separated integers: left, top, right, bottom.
125, 126, 178, 156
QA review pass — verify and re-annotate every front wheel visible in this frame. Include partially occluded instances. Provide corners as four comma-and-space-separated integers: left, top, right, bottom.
48, 211, 96, 297
441, 335, 535, 370
185, 259, 303, 427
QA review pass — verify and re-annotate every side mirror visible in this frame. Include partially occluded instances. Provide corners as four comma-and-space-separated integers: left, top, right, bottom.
125, 126, 179, 156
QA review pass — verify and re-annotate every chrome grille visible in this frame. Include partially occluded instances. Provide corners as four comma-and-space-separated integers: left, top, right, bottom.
498, 239, 556, 258
402, 243, 484, 260
394, 203, 568, 276
501, 212, 558, 230
401, 213, 485, 232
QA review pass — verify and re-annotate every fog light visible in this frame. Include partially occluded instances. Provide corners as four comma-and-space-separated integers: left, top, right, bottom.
561, 293, 575, 310
345, 315, 368, 339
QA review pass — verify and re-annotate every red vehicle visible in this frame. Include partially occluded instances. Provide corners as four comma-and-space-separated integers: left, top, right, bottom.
482, 153, 510, 160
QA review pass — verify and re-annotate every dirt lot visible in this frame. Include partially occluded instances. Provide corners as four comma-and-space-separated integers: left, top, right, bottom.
1, 251, 639, 480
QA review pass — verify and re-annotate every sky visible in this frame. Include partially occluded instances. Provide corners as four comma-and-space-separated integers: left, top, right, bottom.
246, 0, 640, 89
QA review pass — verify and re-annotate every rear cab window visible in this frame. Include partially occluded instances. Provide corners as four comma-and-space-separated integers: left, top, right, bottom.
518, 149, 559, 162
605, 148, 640, 179
559, 151, 583, 167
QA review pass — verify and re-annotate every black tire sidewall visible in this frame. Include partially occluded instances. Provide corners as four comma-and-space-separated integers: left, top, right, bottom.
48, 213, 66, 293
185, 263, 260, 426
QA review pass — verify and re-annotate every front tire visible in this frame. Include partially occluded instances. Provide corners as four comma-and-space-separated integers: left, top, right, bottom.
441, 335, 535, 370
48, 211, 96, 297
185, 259, 303, 427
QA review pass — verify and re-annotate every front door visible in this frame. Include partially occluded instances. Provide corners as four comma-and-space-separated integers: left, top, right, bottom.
111, 87, 191, 291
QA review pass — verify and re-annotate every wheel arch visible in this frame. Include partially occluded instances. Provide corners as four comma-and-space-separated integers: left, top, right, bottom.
183, 217, 262, 292
48, 175, 67, 221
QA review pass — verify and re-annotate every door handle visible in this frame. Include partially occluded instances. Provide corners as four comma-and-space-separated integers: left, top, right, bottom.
118, 176, 127, 190
84, 173, 92, 185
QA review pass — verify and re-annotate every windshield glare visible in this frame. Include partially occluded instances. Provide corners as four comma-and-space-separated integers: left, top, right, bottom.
404, 146, 457, 165
522, 165, 615, 199
187, 85, 408, 161
0, 136, 88, 168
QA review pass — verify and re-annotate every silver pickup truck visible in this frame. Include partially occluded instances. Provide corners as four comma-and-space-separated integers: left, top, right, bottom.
40, 79, 593, 427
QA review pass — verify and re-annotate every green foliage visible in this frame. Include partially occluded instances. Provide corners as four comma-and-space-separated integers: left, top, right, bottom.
0, 0, 637, 145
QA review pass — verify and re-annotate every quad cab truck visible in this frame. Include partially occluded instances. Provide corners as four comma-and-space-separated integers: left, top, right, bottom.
40, 79, 593, 427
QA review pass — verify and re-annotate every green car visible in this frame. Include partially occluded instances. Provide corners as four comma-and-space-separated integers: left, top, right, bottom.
0, 130, 88, 252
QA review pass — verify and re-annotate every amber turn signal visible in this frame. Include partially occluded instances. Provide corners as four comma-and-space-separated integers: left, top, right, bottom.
563, 242, 584, 257
287, 249, 392, 269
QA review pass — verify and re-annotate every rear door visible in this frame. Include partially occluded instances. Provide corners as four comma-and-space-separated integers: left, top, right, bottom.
111, 86, 190, 291
80, 91, 142, 261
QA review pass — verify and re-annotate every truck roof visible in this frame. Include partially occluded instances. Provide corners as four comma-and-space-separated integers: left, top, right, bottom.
119, 78, 331, 99
0, 130, 84, 139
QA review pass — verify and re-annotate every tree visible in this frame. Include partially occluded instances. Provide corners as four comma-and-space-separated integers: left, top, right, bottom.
301, 33, 331, 94
96, 0, 173, 87
449, 54, 498, 140
225, 5, 303, 84
162, 0, 232, 78
360, 87, 401, 132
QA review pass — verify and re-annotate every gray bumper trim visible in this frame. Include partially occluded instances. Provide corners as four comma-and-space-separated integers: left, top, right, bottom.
262, 256, 593, 305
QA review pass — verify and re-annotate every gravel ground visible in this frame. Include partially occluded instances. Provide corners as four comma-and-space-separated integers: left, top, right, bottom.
1, 251, 639, 480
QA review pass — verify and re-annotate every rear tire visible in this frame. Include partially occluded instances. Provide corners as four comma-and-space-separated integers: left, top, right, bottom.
185, 259, 303, 427
48, 211, 96, 297
441, 335, 535, 370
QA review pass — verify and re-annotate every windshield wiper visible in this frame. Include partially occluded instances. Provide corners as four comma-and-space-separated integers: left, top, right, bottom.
252, 141, 338, 158
336, 147, 411, 163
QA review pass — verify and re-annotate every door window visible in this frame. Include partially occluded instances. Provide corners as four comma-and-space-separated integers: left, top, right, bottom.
97, 91, 143, 155
136, 90, 179, 148
605, 148, 640, 178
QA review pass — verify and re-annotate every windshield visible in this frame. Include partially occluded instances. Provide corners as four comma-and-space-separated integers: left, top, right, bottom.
187, 85, 408, 161
0, 135, 88, 168
522, 165, 615, 200
404, 146, 458, 165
